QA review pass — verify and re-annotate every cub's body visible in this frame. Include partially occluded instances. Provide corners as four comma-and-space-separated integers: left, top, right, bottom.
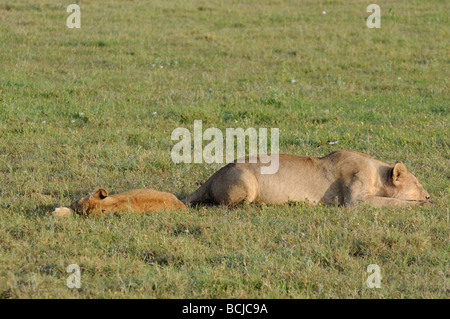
70, 188, 186, 216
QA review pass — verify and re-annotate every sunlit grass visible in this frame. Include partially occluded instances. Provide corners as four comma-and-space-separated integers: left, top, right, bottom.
0, 0, 448, 298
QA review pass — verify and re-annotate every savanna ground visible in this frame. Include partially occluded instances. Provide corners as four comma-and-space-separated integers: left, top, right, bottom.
0, 0, 448, 299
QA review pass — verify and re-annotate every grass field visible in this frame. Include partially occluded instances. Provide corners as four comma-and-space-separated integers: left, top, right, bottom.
0, 0, 448, 298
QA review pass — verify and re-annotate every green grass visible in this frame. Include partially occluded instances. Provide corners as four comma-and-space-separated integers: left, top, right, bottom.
0, 0, 448, 298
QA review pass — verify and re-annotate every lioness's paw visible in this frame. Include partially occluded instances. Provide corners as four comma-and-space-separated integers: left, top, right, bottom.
418, 200, 434, 207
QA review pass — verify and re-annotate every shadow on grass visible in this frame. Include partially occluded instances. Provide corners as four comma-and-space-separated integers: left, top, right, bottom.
23, 204, 58, 217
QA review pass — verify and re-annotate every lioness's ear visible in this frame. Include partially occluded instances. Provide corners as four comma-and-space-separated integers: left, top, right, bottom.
392, 161, 407, 185
92, 188, 108, 200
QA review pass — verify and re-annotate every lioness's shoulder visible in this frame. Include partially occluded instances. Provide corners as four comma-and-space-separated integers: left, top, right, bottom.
321, 149, 364, 158
321, 150, 390, 173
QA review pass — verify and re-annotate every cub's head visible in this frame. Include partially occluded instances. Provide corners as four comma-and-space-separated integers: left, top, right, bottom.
390, 162, 430, 201
70, 188, 110, 215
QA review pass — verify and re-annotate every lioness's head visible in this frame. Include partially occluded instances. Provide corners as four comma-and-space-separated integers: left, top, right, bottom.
70, 188, 111, 215
389, 162, 430, 201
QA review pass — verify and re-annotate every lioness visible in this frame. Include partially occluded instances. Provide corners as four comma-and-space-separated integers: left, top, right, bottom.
183, 150, 430, 207
69, 188, 186, 216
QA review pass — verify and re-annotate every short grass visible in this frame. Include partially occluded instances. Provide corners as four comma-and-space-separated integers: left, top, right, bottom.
0, 0, 448, 298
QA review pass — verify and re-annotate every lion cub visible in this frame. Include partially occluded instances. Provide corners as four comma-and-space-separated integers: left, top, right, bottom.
68, 188, 186, 216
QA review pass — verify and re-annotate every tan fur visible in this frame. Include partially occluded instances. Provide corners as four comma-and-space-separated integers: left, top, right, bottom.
53, 207, 74, 217
70, 188, 186, 216
183, 150, 431, 208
